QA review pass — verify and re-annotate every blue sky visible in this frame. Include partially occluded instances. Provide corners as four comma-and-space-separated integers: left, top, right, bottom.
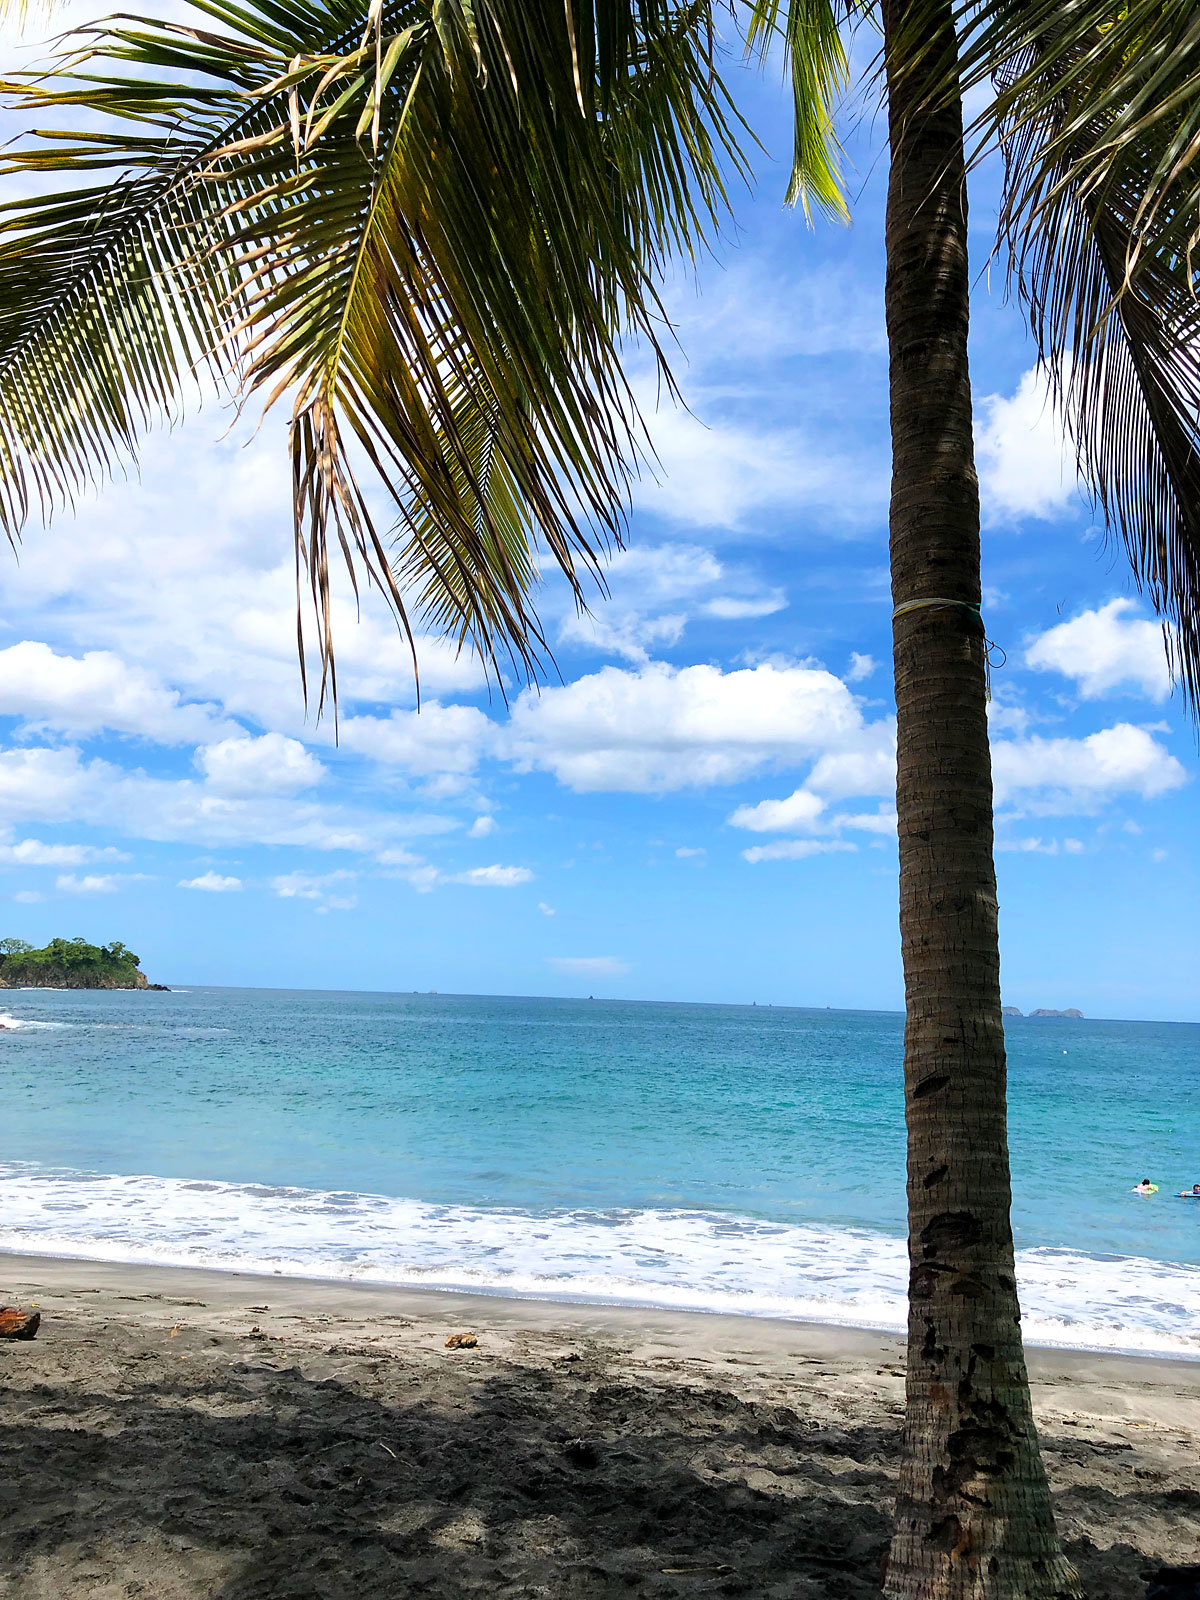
0, 29, 1195, 1019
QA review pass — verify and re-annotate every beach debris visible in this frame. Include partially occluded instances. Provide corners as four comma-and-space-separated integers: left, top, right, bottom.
1146, 1567, 1200, 1599
444, 1331, 478, 1349
247, 1305, 269, 1312
169, 1323, 180, 1338
248, 1325, 266, 1339
0, 1306, 40, 1340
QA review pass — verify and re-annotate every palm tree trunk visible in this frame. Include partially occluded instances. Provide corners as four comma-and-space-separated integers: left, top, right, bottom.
879, 2, 1081, 1595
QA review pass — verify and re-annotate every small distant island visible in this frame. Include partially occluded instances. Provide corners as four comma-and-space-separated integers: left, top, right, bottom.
0, 937, 167, 990
1002, 1006, 1084, 1019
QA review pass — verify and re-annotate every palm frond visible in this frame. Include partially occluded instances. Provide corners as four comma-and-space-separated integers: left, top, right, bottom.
745, 0, 849, 221
953, 0, 1200, 709
0, 0, 749, 704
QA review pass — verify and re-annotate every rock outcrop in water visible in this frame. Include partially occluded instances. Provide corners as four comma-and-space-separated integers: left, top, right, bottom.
0, 936, 166, 990
1029, 1007, 1084, 1018
1002, 1005, 1023, 1017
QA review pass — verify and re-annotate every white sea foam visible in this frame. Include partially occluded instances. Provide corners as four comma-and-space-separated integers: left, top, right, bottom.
0, 1013, 69, 1031
0, 1162, 1196, 1358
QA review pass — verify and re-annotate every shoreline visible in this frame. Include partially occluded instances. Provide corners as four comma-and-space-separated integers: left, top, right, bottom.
4, 1248, 1200, 1389
2, 1244, 1198, 1368
2, 1251, 1198, 1597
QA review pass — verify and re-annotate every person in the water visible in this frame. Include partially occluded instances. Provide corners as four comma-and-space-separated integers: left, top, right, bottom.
1179, 1184, 1200, 1198
1132, 1178, 1159, 1194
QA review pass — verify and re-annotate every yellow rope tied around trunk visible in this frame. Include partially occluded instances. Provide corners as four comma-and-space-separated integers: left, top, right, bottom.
891, 597, 1003, 698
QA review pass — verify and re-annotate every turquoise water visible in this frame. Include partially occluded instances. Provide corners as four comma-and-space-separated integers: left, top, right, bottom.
1, 987, 1197, 1354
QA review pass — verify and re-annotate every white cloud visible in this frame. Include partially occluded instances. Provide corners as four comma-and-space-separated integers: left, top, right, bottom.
507, 660, 883, 793
537, 901, 556, 916
0, 641, 234, 745
448, 864, 533, 887
675, 845, 706, 859
992, 724, 1187, 812
467, 815, 496, 838
179, 872, 243, 892
196, 733, 326, 797
996, 837, 1063, 855
804, 729, 897, 800
0, 744, 454, 854
547, 956, 630, 977
13, 890, 44, 904
56, 873, 123, 894
556, 544, 785, 663
1025, 599, 1171, 701
269, 870, 357, 911
742, 839, 858, 864
0, 838, 129, 866
631, 393, 883, 532
728, 789, 826, 834
337, 703, 495, 775
0, 416, 486, 746
704, 594, 786, 620
976, 367, 1078, 523
846, 652, 877, 683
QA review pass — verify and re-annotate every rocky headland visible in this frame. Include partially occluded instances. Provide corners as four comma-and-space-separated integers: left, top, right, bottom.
1002, 1007, 1085, 1018
0, 937, 167, 991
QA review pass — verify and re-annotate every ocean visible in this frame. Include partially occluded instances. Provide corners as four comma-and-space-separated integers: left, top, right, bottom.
0, 987, 1197, 1357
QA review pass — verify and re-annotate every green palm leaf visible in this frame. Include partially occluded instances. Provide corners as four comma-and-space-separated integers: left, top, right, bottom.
953, 0, 1200, 707
0, 0, 750, 703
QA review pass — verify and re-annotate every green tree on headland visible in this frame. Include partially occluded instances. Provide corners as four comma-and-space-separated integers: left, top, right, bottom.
0, 937, 144, 987
0, 2, 1196, 1594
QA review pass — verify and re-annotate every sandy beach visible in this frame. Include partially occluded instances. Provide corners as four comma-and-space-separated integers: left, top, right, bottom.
0, 1255, 1196, 1598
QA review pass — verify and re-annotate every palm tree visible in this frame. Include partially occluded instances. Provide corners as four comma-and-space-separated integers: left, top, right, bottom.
0, 1, 1196, 1595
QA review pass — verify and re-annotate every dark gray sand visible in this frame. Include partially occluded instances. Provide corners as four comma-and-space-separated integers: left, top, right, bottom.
1, 1255, 1198, 1598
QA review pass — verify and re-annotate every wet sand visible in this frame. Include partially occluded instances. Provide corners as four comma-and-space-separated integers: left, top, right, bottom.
1, 1253, 1197, 1597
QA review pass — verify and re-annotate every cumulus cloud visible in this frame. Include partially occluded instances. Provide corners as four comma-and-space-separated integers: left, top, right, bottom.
196, 733, 326, 797
179, 872, 243, 892
992, 724, 1186, 812
0, 414, 490, 733
995, 837, 1085, 856
506, 660, 881, 793
337, 703, 495, 774
1025, 599, 1172, 701
547, 956, 629, 977
270, 870, 357, 911
631, 380, 885, 533
846, 652, 877, 683
467, 815, 496, 838
742, 839, 858, 864
0, 744, 454, 854
56, 873, 125, 894
704, 594, 787, 620
0, 641, 234, 745
0, 838, 129, 866
728, 789, 826, 834
557, 543, 785, 664
976, 367, 1079, 523
447, 864, 533, 887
